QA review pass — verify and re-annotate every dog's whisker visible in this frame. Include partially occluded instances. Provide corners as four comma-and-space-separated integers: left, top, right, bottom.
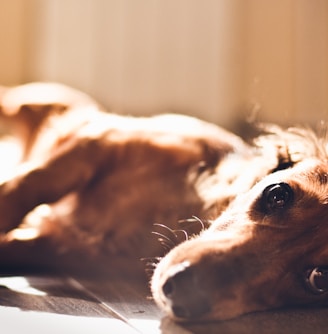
160, 239, 175, 250
191, 215, 206, 230
153, 236, 175, 252
153, 224, 180, 242
159, 244, 172, 253
178, 216, 211, 231
151, 231, 177, 247
172, 229, 189, 242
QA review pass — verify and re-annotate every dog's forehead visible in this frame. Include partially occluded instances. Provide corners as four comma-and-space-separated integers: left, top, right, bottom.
257, 158, 326, 188
302, 162, 328, 185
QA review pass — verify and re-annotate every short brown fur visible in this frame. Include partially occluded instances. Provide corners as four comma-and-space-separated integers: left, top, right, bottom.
1, 83, 328, 322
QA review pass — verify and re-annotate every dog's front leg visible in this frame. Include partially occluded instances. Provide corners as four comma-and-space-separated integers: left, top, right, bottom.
0, 137, 103, 232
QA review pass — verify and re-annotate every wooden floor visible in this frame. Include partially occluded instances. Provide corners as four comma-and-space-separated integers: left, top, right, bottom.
1, 271, 328, 334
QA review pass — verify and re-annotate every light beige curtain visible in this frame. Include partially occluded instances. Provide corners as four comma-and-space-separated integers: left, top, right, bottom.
0, 0, 327, 128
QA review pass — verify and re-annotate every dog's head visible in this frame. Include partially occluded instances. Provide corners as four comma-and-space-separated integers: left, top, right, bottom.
152, 129, 328, 322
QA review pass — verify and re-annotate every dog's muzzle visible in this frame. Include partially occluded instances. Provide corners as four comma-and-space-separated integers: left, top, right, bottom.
158, 261, 211, 320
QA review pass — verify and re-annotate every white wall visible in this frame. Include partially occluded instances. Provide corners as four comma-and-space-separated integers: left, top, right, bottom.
0, 0, 327, 129
0, 1, 26, 84
244, 0, 328, 125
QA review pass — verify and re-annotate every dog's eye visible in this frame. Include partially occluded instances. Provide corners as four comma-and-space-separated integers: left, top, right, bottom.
306, 267, 328, 294
261, 182, 293, 213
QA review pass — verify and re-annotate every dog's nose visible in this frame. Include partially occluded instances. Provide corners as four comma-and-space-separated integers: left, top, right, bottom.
161, 262, 211, 319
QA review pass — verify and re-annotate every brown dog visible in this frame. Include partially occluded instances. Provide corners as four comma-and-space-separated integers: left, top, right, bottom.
0, 83, 327, 322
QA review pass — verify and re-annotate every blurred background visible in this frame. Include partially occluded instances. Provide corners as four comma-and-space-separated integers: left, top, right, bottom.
0, 0, 327, 131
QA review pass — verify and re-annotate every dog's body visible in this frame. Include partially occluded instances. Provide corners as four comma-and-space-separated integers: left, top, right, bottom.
0, 83, 328, 322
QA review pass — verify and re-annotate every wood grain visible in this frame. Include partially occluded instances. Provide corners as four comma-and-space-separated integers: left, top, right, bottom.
1, 273, 328, 334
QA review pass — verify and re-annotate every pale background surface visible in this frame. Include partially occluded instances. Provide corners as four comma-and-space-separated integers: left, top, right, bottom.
0, 0, 327, 129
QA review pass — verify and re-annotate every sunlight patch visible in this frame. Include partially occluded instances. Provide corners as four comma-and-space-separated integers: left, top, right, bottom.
0, 277, 47, 296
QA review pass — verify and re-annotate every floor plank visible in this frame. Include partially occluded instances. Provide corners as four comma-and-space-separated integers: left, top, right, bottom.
76, 274, 164, 333
2, 273, 328, 334
0, 274, 140, 334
